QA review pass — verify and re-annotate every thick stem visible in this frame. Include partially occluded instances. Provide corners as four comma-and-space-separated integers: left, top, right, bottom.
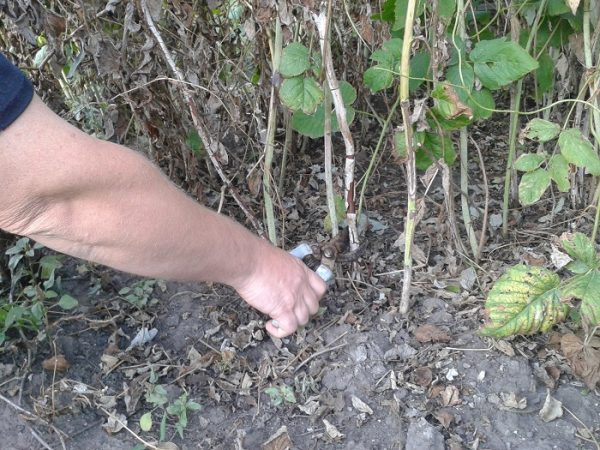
263, 18, 283, 245
315, 9, 359, 250
323, 85, 338, 236
399, 0, 418, 315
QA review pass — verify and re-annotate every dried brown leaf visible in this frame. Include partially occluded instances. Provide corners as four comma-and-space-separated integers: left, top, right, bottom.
561, 333, 600, 390
539, 390, 563, 422
414, 324, 450, 343
414, 366, 433, 387
262, 426, 293, 450
440, 385, 461, 407
434, 409, 454, 428
42, 355, 70, 372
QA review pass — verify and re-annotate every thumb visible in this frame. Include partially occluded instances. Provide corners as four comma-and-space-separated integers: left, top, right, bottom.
265, 317, 297, 338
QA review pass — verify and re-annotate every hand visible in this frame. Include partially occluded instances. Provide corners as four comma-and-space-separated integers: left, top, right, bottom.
233, 243, 327, 338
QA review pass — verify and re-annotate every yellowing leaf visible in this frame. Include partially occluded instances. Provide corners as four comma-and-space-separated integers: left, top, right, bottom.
481, 265, 569, 337
567, 0, 581, 14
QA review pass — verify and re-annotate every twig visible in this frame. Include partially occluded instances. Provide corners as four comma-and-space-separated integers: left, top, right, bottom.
140, 0, 264, 236
471, 136, 490, 262
294, 343, 347, 373
564, 405, 600, 450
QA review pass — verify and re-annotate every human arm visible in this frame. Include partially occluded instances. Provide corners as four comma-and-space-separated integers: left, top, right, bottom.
0, 95, 326, 337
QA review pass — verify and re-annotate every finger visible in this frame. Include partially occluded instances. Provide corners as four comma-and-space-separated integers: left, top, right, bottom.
305, 291, 320, 316
294, 302, 311, 326
265, 314, 298, 338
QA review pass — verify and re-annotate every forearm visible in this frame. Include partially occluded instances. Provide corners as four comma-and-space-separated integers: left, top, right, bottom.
0, 95, 327, 337
0, 96, 264, 288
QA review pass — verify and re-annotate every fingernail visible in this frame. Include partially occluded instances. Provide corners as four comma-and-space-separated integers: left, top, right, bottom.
271, 320, 280, 329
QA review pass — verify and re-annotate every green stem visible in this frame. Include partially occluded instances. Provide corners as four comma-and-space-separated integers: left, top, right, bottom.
263, 18, 282, 245
501, 0, 547, 237
399, 0, 418, 315
455, 0, 478, 257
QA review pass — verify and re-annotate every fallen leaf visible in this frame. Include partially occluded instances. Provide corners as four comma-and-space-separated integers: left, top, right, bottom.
440, 385, 461, 407
322, 419, 344, 440
561, 333, 600, 390
414, 324, 450, 343
262, 426, 292, 450
297, 397, 320, 415
550, 244, 572, 270
494, 340, 515, 357
156, 443, 180, 450
539, 390, 563, 422
42, 355, 70, 372
102, 410, 127, 434
351, 395, 373, 415
100, 354, 120, 374
434, 409, 454, 428
414, 366, 433, 387
126, 327, 158, 351
500, 392, 527, 410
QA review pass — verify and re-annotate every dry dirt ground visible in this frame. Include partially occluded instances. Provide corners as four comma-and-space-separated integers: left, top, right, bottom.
1, 140, 600, 450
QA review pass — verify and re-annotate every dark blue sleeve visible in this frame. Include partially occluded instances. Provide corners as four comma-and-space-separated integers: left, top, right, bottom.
0, 53, 34, 131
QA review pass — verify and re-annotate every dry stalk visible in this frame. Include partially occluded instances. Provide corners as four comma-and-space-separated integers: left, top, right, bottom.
314, 7, 360, 251
140, 0, 264, 236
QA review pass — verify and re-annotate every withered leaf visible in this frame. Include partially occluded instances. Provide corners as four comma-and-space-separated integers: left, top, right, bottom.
434, 409, 454, 428
440, 385, 461, 407
262, 425, 293, 450
414, 324, 450, 343
414, 366, 433, 387
42, 354, 70, 372
560, 333, 600, 390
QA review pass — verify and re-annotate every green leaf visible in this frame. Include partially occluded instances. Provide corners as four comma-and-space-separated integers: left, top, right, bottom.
364, 39, 402, 92
186, 401, 202, 411
264, 387, 283, 406
522, 118, 561, 142
563, 272, 600, 327
558, 128, 600, 175
58, 294, 78, 310
431, 83, 473, 121
140, 412, 153, 432
281, 385, 296, 404
5, 306, 24, 329
561, 232, 599, 272
409, 52, 430, 93
470, 38, 539, 90
291, 81, 356, 138
536, 51, 554, 98
518, 168, 551, 205
446, 62, 474, 103
468, 88, 495, 120
185, 130, 203, 158
363, 66, 395, 92
438, 0, 456, 20
39, 255, 63, 280
145, 385, 168, 407
515, 153, 546, 172
548, 154, 570, 192
280, 43, 310, 78
481, 265, 569, 337
279, 76, 324, 114
547, 0, 571, 15
414, 131, 456, 170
